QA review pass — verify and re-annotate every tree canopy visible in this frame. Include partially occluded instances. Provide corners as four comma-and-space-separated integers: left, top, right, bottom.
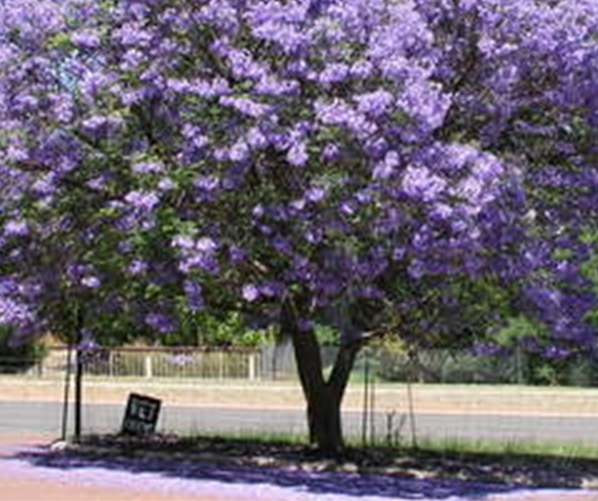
2, 0, 598, 451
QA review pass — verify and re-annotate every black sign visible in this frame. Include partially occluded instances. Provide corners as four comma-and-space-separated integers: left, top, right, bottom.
121, 393, 161, 436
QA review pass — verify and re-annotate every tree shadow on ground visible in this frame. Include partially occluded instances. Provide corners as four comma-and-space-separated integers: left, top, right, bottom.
7, 436, 597, 500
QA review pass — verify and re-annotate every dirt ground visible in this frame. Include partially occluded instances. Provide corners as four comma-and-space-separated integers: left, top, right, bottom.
0, 434, 223, 501
3, 376, 598, 417
0, 473, 224, 501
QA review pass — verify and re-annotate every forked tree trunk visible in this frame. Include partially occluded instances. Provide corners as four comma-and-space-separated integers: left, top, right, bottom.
281, 299, 363, 455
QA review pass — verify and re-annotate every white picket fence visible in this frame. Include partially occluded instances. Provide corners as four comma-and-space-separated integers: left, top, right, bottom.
23, 346, 262, 380
4, 344, 596, 386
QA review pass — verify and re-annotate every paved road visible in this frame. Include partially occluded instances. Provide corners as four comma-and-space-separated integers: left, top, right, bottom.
1, 400, 597, 445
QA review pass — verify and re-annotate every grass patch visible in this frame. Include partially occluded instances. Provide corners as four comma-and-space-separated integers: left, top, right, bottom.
410, 437, 598, 460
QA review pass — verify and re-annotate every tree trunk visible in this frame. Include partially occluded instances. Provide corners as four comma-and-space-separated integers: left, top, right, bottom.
281, 298, 363, 455
307, 385, 342, 452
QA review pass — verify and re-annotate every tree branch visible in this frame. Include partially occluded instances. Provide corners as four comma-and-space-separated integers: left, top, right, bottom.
281, 296, 324, 401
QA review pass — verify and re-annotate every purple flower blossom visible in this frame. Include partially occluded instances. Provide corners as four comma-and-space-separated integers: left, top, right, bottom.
4, 220, 29, 237
82, 115, 123, 137
246, 127, 268, 149
372, 150, 400, 180
124, 190, 160, 212
182, 124, 209, 150
71, 30, 101, 48
306, 186, 326, 203
242, 284, 260, 302
396, 79, 452, 133
132, 161, 164, 174
258, 282, 285, 298
319, 63, 350, 85
255, 76, 299, 96
0, 297, 34, 326
228, 140, 250, 162
544, 346, 571, 360
408, 260, 425, 280
350, 59, 374, 78
78, 328, 100, 352
188, 77, 230, 98
196, 237, 218, 253
81, 276, 101, 288
219, 96, 270, 118
158, 177, 176, 191
31, 172, 55, 195
322, 143, 340, 161
86, 176, 106, 191
355, 89, 394, 117
184, 280, 204, 312
340, 201, 356, 216
173, 236, 219, 274
298, 319, 314, 332
6, 145, 29, 162
194, 176, 219, 192
145, 313, 177, 334
287, 142, 308, 167
472, 342, 505, 357
51, 94, 74, 123
229, 246, 247, 264
172, 235, 195, 250
120, 49, 146, 71
402, 166, 447, 202
128, 260, 148, 275
81, 70, 114, 103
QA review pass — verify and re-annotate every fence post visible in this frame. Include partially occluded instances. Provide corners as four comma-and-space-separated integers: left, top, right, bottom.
218, 351, 225, 379
515, 345, 525, 385
144, 354, 153, 379
248, 352, 259, 380
108, 351, 114, 377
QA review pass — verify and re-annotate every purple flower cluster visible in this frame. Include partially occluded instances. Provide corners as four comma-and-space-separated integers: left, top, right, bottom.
172, 235, 220, 275
144, 312, 177, 334
0, 0, 597, 356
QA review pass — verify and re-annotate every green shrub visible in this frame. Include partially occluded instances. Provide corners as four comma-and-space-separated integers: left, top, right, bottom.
0, 326, 45, 374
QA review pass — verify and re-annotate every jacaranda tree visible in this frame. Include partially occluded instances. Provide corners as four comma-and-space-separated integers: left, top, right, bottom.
2, 0, 598, 452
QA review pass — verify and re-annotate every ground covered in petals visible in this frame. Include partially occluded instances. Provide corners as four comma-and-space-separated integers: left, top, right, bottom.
5, 434, 593, 500
72, 434, 598, 489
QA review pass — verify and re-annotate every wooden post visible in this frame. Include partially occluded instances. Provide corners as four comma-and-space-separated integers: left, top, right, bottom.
407, 350, 418, 449
218, 351, 225, 379
74, 306, 84, 443
248, 352, 257, 381
144, 354, 153, 379
74, 345, 83, 441
362, 356, 370, 447
108, 350, 114, 377
61, 344, 73, 441
370, 368, 376, 445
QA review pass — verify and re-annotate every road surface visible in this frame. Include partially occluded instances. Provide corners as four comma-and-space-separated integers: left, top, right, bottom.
1, 400, 597, 446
